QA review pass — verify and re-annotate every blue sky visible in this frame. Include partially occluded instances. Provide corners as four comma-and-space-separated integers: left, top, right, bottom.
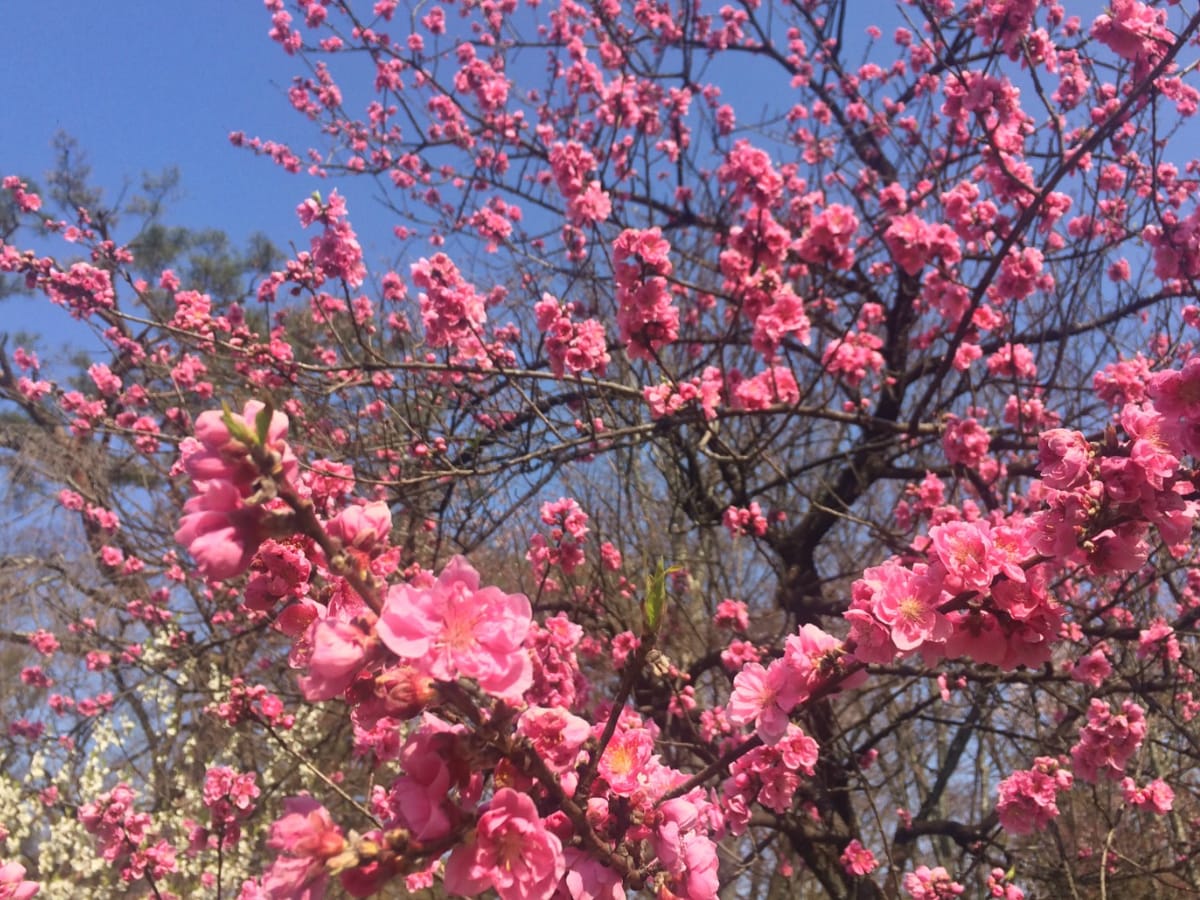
4, 4, 316, 239
0, 3, 402, 355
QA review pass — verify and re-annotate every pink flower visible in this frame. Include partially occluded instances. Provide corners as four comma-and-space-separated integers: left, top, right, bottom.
942, 415, 990, 467
783, 624, 849, 701
0, 862, 40, 900
902, 865, 964, 899
840, 839, 877, 876
412, 253, 487, 354
612, 227, 679, 362
727, 660, 798, 744
1037, 429, 1092, 490
297, 617, 379, 701
263, 797, 345, 899
1070, 647, 1112, 687
185, 401, 296, 492
732, 366, 800, 409
1071, 698, 1147, 783
1121, 776, 1174, 815
777, 724, 820, 775
175, 481, 266, 579
388, 723, 465, 841
534, 296, 611, 378
714, 599, 749, 633
996, 757, 1072, 835
1121, 403, 1180, 489
928, 521, 998, 593
517, 707, 590, 773
443, 788, 565, 900
377, 556, 532, 701
325, 501, 391, 551
1091, 0, 1172, 69
1149, 356, 1200, 420
176, 401, 298, 579
561, 849, 626, 900
596, 726, 656, 794
858, 561, 949, 653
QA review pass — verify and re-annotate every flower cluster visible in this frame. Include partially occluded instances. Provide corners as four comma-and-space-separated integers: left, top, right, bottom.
175, 401, 297, 579
996, 757, 1073, 835
613, 228, 679, 362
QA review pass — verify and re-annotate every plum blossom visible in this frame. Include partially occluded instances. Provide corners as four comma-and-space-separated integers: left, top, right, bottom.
839, 840, 877, 876
443, 788, 565, 900
1121, 776, 1175, 815
1071, 698, 1147, 783
0, 861, 39, 900
262, 797, 346, 899
902, 865, 964, 899
996, 757, 1073, 835
377, 556, 532, 701
596, 726, 657, 794
727, 660, 798, 744
613, 227, 679, 361
176, 401, 297, 579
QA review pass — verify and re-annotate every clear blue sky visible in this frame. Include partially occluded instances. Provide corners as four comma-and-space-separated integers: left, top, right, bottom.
0, 3, 402, 355
0, 3, 392, 258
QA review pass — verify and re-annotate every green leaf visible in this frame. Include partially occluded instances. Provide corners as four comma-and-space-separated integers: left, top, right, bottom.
255, 400, 275, 446
643, 559, 679, 635
220, 401, 258, 447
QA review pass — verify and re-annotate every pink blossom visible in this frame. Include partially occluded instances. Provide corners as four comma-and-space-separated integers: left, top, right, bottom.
855, 560, 949, 654
534, 296, 611, 378
1121, 776, 1174, 814
612, 228, 679, 362
928, 520, 999, 593
175, 480, 269, 579
776, 724, 820, 775
1121, 402, 1180, 489
596, 726, 656, 794
1138, 620, 1182, 661
443, 788, 565, 900
996, 757, 1073, 835
297, 616, 379, 701
732, 366, 799, 409
942, 415, 990, 468
796, 204, 859, 270
839, 839, 877, 876
388, 721, 465, 841
377, 556, 532, 701
517, 706, 590, 773
727, 660, 798, 744
1037, 429, 1092, 490
263, 797, 345, 899
987, 343, 1037, 380
176, 401, 298, 579
714, 599, 749, 633
1091, 0, 1173, 71
717, 140, 783, 208
184, 400, 296, 492
325, 501, 392, 551
1071, 698, 1147, 783
28, 630, 59, 657
412, 253, 487, 354
902, 865, 964, 899
0, 862, 40, 900
821, 331, 884, 388
560, 849, 626, 900
722, 503, 768, 538
1070, 647, 1112, 687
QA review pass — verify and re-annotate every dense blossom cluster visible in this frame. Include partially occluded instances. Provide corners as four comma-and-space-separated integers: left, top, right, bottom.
5, 0, 1200, 897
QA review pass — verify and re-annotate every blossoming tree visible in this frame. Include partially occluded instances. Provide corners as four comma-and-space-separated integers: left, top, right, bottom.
4, 0, 1200, 897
